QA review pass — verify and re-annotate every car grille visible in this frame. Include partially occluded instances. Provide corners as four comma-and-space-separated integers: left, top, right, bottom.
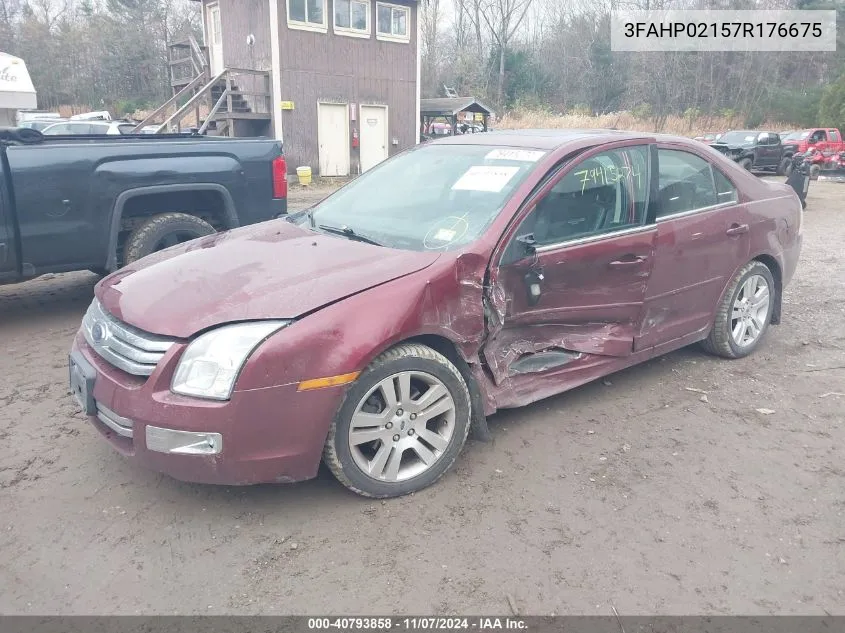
81, 299, 175, 377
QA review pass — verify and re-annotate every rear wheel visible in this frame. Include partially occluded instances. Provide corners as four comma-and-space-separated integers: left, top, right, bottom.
323, 343, 471, 498
701, 261, 775, 359
123, 212, 216, 265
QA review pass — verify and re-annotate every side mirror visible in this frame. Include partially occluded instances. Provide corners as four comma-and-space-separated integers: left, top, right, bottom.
515, 233, 537, 257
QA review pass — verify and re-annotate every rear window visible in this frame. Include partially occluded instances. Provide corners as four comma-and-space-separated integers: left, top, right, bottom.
784, 131, 811, 141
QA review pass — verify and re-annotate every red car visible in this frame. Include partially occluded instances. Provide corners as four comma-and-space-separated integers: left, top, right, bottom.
782, 128, 845, 157
69, 130, 803, 498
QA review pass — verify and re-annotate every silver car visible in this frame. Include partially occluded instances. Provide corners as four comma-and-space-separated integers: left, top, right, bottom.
40, 120, 139, 135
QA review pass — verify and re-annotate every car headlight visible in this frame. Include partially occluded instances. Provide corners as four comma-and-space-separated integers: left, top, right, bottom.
171, 321, 290, 400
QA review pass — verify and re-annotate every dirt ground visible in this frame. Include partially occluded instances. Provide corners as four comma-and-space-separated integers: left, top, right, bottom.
1, 180, 843, 616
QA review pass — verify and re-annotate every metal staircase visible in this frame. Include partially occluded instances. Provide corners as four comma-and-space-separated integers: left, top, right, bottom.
133, 35, 272, 137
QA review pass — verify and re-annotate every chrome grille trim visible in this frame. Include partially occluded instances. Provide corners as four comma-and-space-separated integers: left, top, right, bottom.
96, 404, 134, 438
82, 299, 175, 377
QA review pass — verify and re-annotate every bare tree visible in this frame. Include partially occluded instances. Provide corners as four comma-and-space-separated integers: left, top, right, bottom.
421, 0, 442, 97
480, 0, 535, 107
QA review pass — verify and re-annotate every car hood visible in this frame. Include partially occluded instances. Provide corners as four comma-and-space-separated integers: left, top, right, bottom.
96, 219, 441, 338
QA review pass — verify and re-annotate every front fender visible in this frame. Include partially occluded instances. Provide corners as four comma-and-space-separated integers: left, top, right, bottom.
235, 255, 489, 391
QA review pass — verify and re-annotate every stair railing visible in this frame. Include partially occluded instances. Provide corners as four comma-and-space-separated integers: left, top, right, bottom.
154, 68, 229, 134
131, 71, 209, 132
198, 83, 231, 135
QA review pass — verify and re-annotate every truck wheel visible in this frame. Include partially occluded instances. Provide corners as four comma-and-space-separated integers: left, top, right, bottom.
739, 158, 753, 171
778, 157, 792, 176
123, 213, 216, 265
810, 164, 821, 180
322, 343, 471, 498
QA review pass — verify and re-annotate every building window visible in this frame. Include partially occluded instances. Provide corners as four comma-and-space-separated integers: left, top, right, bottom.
209, 4, 222, 44
334, 0, 370, 37
287, 0, 328, 32
376, 2, 410, 42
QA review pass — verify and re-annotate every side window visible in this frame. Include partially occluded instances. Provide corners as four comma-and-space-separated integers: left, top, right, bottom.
517, 145, 650, 248
656, 149, 717, 218
757, 133, 769, 145
713, 168, 738, 204
830, 130, 840, 142
770, 133, 781, 145
45, 123, 69, 134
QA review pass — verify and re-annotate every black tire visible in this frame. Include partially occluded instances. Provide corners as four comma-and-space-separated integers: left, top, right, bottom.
778, 157, 792, 176
701, 260, 776, 359
123, 213, 216, 265
738, 158, 753, 172
810, 164, 821, 180
323, 343, 471, 498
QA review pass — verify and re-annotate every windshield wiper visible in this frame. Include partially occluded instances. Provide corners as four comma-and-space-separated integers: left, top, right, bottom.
316, 224, 384, 247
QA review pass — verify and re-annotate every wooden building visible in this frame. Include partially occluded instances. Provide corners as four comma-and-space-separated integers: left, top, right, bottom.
190, 0, 421, 176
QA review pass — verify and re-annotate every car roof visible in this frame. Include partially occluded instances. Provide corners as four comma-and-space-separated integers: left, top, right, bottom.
426, 128, 756, 153
431, 128, 658, 150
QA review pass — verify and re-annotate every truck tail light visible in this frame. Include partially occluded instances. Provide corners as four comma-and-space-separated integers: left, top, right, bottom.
272, 155, 288, 199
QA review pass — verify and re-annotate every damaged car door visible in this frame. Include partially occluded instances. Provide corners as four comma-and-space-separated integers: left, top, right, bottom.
635, 147, 750, 350
482, 143, 656, 389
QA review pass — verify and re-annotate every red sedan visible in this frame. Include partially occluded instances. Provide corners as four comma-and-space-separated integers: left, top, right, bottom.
69, 130, 803, 498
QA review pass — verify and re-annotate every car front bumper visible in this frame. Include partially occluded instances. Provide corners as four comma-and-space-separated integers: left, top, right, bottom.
70, 334, 344, 485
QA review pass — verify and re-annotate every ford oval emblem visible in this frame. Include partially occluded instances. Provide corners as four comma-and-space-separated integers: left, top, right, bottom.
91, 321, 108, 344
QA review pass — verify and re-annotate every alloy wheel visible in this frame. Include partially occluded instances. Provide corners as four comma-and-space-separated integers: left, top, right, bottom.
731, 274, 771, 347
348, 370, 456, 482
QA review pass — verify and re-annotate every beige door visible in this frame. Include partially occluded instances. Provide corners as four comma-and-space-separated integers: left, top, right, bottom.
360, 105, 388, 172
206, 3, 224, 74
318, 103, 350, 177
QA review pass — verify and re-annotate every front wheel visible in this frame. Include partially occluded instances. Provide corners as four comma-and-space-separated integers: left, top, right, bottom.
810, 164, 821, 180
701, 261, 775, 359
323, 343, 471, 498
739, 158, 753, 171
778, 157, 792, 176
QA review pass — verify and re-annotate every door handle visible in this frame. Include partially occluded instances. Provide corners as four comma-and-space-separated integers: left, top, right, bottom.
608, 255, 647, 268
726, 223, 749, 236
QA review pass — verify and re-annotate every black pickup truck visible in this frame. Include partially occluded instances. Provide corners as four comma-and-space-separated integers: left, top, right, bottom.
709, 130, 791, 175
0, 128, 287, 286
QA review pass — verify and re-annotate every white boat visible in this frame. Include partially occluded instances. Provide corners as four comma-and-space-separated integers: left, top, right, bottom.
0, 52, 37, 128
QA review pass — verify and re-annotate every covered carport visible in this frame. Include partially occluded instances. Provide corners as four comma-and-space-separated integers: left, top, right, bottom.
420, 97, 494, 138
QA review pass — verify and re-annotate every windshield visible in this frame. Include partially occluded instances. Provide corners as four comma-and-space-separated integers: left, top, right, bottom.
718, 131, 757, 145
304, 144, 545, 252
783, 131, 811, 141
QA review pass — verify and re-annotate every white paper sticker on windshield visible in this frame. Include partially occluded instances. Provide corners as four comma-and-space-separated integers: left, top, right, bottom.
485, 149, 545, 162
434, 228, 457, 241
452, 166, 521, 193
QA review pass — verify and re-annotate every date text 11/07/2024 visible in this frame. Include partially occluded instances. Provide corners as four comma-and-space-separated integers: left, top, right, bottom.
307, 617, 529, 630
